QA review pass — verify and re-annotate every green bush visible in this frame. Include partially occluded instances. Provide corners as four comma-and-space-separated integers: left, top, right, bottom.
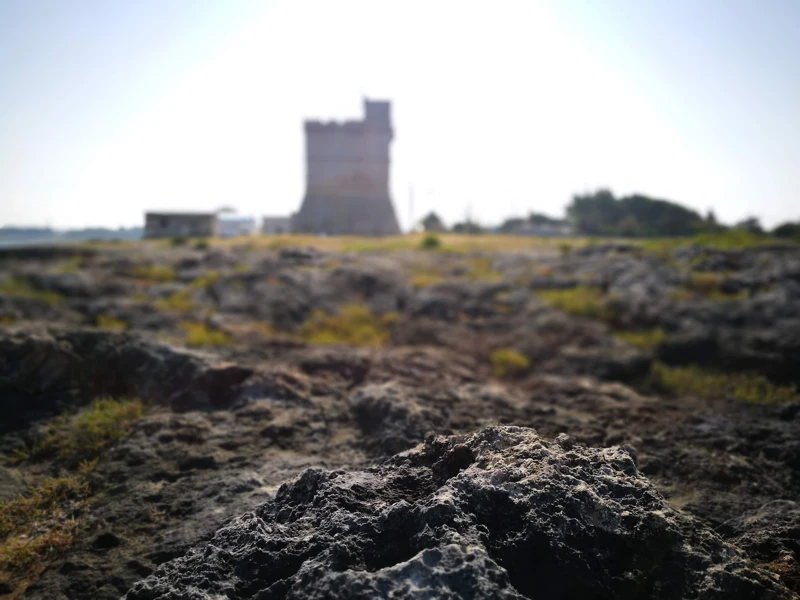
180, 322, 231, 347
193, 238, 210, 250
419, 234, 442, 250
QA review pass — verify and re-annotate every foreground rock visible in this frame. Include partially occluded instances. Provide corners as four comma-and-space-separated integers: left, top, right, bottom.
125, 427, 791, 599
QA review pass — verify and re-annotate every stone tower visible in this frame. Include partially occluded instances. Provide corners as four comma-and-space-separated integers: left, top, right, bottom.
292, 99, 401, 235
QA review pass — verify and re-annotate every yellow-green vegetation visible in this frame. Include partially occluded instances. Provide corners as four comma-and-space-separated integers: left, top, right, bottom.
489, 348, 531, 378
155, 289, 195, 312
0, 278, 63, 306
0, 315, 15, 326
686, 272, 724, 294
190, 270, 220, 289
615, 328, 666, 351
14, 398, 143, 464
233, 263, 249, 274
409, 273, 443, 288
51, 256, 83, 274
95, 314, 126, 331
212, 233, 591, 254
649, 362, 799, 404
463, 257, 502, 281
299, 304, 399, 347
180, 321, 231, 347
0, 475, 89, 579
536, 286, 613, 321
132, 265, 176, 283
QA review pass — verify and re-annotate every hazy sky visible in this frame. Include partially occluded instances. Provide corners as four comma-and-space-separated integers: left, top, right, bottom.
1, 0, 798, 230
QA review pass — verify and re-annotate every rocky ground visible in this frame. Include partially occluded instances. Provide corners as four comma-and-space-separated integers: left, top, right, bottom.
0, 237, 798, 598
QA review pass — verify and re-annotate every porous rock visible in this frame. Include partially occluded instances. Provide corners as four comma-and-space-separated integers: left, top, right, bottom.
125, 426, 791, 599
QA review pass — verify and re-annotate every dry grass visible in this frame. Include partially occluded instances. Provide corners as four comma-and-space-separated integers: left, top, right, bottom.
299, 304, 399, 347
210, 233, 591, 254
0, 475, 90, 583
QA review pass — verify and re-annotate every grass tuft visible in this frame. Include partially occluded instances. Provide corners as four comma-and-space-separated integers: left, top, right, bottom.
649, 362, 799, 404
95, 314, 126, 331
536, 286, 613, 321
132, 265, 176, 283
299, 304, 399, 347
0, 278, 63, 306
615, 328, 666, 351
490, 348, 531, 378
22, 398, 143, 464
180, 322, 231, 347
155, 289, 195, 312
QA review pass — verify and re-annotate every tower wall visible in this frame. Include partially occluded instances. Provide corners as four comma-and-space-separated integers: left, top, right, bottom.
293, 100, 400, 235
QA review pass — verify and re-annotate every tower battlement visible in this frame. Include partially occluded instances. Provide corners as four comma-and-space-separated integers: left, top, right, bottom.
293, 99, 400, 235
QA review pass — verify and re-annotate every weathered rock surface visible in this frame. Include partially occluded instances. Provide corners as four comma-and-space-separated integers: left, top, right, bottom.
125, 426, 792, 599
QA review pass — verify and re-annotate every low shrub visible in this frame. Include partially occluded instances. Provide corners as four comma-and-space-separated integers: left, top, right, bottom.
419, 234, 442, 250
490, 348, 531, 378
409, 273, 443, 288
193, 238, 210, 250
299, 304, 399, 347
190, 270, 220, 289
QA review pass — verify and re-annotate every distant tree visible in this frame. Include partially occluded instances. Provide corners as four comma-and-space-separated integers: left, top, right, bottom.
499, 217, 526, 233
567, 190, 704, 237
421, 212, 446, 233
527, 212, 565, 226
735, 217, 763, 234
772, 221, 800, 239
452, 220, 484, 234
705, 209, 717, 225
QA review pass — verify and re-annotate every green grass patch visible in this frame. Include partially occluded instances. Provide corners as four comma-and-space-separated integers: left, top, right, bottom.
95, 314, 126, 331
190, 270, 220, 289
155, 289, 195, 312
615, 329, 666, 351
14, 398, 143, 465
131, 265, 176, 283
180, 321, 231, 347
489, 348, 531, 378
0, 278, 63, 306
299, 304, 399, 347
0, 475, 89, 582
536, 286, 613, 320
649, 362, 799, 404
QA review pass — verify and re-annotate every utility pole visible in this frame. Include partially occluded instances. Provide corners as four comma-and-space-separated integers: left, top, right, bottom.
408, 184, 415, 233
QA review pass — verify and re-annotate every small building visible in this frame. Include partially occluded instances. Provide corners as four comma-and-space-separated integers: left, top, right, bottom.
144, 212, 218, 239
262, 216, 292, 234
218, 214, 258, 238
